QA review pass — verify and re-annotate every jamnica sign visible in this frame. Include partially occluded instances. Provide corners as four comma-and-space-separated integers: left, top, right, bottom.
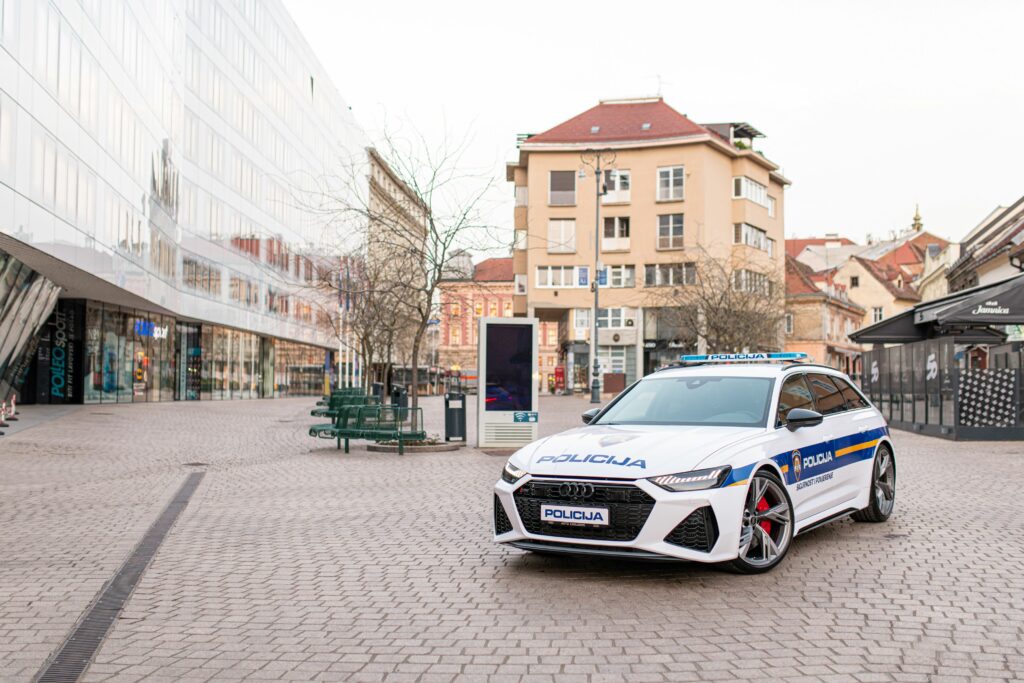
971, 300, 1009, 316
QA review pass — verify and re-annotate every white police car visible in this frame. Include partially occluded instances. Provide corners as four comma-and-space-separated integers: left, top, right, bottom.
493, 353, 895, 573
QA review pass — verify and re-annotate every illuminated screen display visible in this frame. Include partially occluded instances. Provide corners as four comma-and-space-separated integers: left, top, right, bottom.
484, 324, 532, 412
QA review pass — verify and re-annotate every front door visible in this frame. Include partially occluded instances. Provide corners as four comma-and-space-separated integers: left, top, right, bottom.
776, 373, 836, 522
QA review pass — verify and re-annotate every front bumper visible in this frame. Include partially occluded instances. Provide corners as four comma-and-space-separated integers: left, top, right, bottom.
494, 475, 748, 563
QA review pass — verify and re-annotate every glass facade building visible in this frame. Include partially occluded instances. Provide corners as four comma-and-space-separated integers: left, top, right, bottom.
0, 0, 367, 403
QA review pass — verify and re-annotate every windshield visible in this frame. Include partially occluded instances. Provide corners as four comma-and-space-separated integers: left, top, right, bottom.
593, 375, 775, 427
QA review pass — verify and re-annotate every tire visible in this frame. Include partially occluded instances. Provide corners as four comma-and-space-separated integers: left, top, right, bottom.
728, 469, 794, 574
852, 445, 895, 523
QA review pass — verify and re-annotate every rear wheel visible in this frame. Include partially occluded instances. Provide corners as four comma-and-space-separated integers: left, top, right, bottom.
852, 445, 895, 523
729, 470, 793, 574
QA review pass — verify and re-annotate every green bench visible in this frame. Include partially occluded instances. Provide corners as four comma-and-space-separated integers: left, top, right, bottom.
316, 387, 364, 407
310, 393, 376, 418
309, 405, 426, 455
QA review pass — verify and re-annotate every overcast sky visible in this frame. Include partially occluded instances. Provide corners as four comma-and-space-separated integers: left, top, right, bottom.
285, 0, 1023, 248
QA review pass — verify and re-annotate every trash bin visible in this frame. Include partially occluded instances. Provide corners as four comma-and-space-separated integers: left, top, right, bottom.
444, 390, 466, 442
370, 382, 384, 402
391, 384, 408, 409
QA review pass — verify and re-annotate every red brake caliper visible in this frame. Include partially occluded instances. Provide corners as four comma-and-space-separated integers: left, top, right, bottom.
756, 497, 771, 534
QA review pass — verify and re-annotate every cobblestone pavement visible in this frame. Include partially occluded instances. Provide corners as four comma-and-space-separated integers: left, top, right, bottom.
1, 395, 1023, 682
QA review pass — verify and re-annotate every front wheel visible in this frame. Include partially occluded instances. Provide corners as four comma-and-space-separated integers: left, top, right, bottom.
852, 445, 895, 523
728, 470, 794, 574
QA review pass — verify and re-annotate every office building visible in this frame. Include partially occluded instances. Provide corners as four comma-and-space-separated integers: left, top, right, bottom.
0, 0, 367, 404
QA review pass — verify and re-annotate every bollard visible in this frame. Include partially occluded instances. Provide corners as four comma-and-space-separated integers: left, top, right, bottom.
4, 398, 17, 422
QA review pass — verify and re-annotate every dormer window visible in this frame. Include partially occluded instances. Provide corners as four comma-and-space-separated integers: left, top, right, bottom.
641, 122, 651, 130
590, 126, 600, 134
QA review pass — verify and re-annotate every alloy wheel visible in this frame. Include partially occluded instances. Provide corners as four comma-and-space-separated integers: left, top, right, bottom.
874, 449, 895, 516
738, 473, 793, 568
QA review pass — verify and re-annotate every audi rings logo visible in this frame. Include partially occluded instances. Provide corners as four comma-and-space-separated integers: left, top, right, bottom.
559, 482, 595, 499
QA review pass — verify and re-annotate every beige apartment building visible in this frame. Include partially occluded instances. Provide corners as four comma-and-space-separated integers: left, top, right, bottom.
507, 98, 788, 391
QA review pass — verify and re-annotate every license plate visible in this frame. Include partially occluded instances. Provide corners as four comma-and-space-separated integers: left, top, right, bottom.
540, 504, 610, 526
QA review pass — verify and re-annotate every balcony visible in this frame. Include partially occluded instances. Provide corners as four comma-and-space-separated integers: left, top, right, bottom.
602, 237, 630, 252
602, 189, 630, 205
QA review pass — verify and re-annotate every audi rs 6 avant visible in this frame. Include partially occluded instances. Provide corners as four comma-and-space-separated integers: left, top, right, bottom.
493, 353, 896, 573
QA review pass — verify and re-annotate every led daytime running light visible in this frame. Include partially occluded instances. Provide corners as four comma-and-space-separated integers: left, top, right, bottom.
649, 466, 731, 491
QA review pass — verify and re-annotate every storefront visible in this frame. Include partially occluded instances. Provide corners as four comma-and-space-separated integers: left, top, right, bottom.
21, 299, 331, 404
851, 274, 1024, 440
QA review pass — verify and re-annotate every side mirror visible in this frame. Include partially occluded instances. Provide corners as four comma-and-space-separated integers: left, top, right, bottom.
581, 408, 601, 425
786, 408, 823, 431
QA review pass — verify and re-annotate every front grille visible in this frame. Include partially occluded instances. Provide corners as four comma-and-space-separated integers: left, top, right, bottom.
494, 495, 513, 535
513, 480, 656, 542
664, 506, 719, 552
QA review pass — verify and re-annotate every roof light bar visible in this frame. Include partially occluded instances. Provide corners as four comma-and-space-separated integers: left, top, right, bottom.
679, 352, 808, 363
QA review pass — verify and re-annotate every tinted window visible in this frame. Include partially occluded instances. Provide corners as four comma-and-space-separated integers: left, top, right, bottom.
807, 373, 846, 415
777, 374, 814, 426
834, 377, 868, 409
594, 376, 774, 427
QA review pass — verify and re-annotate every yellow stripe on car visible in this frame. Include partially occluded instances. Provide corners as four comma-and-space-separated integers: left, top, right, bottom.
835, 438, 879, 458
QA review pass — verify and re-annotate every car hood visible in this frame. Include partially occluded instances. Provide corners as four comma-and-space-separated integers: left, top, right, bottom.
517, 423, 764, 478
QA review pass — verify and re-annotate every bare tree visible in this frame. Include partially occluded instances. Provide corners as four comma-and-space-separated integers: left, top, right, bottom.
645, 247, 785, 355
299, 128, 499, 415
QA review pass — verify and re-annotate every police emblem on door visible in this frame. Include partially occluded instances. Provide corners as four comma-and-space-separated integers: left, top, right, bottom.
792, 450, 802, 482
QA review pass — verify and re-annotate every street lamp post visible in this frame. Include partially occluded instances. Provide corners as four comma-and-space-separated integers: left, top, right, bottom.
581, 148, 615, 404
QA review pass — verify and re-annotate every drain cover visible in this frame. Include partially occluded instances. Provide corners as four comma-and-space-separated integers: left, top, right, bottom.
182, 462, 208, 467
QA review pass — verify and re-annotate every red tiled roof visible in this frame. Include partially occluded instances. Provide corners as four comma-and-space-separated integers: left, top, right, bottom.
785, 237, 856, 258
525, 98, 709, 145
786, 256, 820, 295
853, 256, 921, 301
473, 257, 513, 282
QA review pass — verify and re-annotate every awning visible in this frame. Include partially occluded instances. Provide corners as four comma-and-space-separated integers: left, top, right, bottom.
850, 273, 1024, 344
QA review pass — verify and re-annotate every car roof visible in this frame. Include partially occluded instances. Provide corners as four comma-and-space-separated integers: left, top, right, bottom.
650, 363, 849, 380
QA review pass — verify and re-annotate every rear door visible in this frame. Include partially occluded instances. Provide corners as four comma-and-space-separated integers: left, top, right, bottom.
775, 373, 835, 522
829, 376, 884, 503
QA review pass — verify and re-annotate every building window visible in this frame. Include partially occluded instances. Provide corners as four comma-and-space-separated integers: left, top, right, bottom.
574, 308, 590, 329
488, 301, 498, 317
450, 327, 461, 345
785, 313, 794, 335
603, 216, 630, 251
597, 307, 627, 329
547, 219, 576, 253
732, 269, 772, 296
603, 169, 630, 203
644, 262, 695, 286
657, 166, 684, 201
733, 223, 772, 254
657, 214, 684, 249
606, 265, 635, 288
549, 170, 575, 205
513, 229, 527, 250
514, 273, 527, 295
872, 307, 884, 323
768, 196, 777, 218
732, 176, 769, 208
536, 265, 577, 288
503, 301, 512, 317
474, 302, 483, 316
450, 302, 461, 316
850, 276, 859, 288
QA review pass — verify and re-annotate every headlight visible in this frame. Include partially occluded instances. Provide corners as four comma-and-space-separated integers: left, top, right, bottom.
649, 466, 731, 492
502, 460, 527, 484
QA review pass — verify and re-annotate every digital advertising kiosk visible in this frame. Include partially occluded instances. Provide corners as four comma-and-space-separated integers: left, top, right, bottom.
477, 317, 539, 448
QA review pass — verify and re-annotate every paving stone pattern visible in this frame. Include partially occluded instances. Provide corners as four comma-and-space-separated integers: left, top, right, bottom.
1, 396, 1022, 682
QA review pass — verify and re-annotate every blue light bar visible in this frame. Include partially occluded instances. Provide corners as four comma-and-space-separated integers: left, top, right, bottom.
680, 352, 808, 363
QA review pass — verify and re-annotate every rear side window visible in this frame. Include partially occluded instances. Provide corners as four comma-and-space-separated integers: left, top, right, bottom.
807, 373, 846, 415
834, 377, 868, 410
777, 374, 814, 426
